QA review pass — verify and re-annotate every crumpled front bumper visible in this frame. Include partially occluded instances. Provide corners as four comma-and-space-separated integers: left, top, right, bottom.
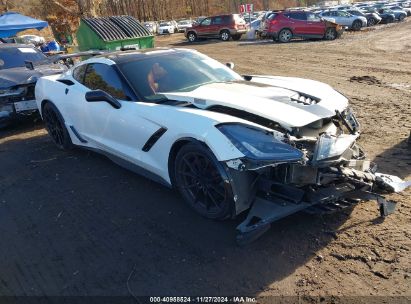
235, 169, 410, 245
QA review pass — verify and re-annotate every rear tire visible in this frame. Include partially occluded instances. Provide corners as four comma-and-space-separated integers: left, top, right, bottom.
278, 29, 292, 43
399, 14, 405, 21
324, 27, 337, 40
220, 30, 231, 41
42, 102, 73, 150
232, 34, 242, 41
352, 20, 362, 31
174, 142, 234, 220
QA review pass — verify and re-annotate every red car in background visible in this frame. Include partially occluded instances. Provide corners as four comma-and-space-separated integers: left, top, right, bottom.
185, 14, 247, 42
262, 11, 344, 43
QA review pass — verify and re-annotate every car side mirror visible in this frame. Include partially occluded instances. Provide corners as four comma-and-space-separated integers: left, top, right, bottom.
226, 62, 235, 70
85, 90, 121, 109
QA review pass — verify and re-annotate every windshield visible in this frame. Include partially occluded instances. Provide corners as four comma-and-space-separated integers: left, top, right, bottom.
160, 22, 171, 26
0, 47, 46, 69
119, 50, 242, 102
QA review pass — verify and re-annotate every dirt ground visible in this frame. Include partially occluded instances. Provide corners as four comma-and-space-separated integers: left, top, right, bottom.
0, 20, 410, 302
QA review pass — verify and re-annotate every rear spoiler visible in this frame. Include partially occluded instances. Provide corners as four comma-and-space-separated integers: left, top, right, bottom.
25, 50, 108, 70
48, 50, 108, 63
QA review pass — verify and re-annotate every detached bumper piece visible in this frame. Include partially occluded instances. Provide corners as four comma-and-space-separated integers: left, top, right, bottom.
236, 173, 408, 246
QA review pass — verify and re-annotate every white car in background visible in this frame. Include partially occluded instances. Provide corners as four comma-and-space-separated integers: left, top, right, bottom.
157, 22, 175, 35
35, 48, 410, 244
177, 20, 192, 32
143, 21, 158, 34
319, 10, 367, 30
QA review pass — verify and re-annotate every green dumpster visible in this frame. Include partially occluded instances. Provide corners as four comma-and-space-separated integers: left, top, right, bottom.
76, 15, 154, 51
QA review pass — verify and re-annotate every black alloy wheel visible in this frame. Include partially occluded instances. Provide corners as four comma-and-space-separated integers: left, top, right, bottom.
42, 102, 73, 150
174, 142, 233, 220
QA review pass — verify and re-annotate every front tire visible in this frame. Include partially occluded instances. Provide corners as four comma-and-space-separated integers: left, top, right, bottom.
367, 17, 376, 26
42, 102, 73, 150
187, 31, 197, 42
324, 27, 337, 40
399, 14, 405, 21
232, 34, 242, 41
220, 30, 231, 41
278, 29, 292, 43
174, 142, 234, 220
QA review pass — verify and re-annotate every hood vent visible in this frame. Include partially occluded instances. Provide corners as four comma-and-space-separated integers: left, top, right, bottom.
290, 92, 320, 106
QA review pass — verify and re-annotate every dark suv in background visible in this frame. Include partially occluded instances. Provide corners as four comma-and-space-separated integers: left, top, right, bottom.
185, 14, 247, 42
262, 10, 344, 43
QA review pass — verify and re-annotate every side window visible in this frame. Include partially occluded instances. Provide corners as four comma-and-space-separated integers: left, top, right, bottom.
72, 64, 87, 84
293, 12, 307, 20
201, 18, 211, 26
83, 63, 127, 100
212, 16, 223, 25
322, 11, 330, 16
307, 13, 321, 21
223, 16, 231, 24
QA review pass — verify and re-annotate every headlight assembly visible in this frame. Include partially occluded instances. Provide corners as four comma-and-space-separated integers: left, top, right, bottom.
313, 133, 358, 163
217, 123, 303, 162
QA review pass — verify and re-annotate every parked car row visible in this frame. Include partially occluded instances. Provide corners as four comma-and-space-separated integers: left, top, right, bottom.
254, 0, 408, 42
143, 19, 195, 35
176, 0, 408, 43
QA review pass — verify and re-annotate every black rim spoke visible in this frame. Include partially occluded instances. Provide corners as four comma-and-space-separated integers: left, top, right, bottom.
208, 183, 225, 198
44, 107, 64, 145
178, 151, 227, 214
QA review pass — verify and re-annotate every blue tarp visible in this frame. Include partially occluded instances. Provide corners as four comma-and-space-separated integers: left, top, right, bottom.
0, 12, 48, 38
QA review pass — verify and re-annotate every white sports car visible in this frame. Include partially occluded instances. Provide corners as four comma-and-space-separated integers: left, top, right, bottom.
35, 48, 410, 244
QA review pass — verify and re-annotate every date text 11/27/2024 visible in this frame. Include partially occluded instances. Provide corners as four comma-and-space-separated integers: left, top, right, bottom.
149, 297, 257, 303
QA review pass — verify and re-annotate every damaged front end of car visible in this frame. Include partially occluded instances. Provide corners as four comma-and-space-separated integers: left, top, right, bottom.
216, 108, 411, 245
0, 82, 37, 128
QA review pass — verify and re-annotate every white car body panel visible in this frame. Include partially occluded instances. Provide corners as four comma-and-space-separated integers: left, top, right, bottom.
35, 49, 350, 185
36, 75, 264, 185
162, 76, 348, 130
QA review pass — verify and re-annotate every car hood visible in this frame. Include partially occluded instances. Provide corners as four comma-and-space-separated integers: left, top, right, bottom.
161, 76, 348, 130
0, 64, 66, 89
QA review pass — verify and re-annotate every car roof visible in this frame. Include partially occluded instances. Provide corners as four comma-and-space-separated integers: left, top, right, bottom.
102, 48, 193, 64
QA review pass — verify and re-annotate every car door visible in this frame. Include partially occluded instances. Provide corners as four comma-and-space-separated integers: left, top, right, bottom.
284, 12, 308, 35
210, 16, 223, 36
197, 17, 212, 37
306, 12, 326, 35
336, 11, 351, 26
66, 62, 159, 164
